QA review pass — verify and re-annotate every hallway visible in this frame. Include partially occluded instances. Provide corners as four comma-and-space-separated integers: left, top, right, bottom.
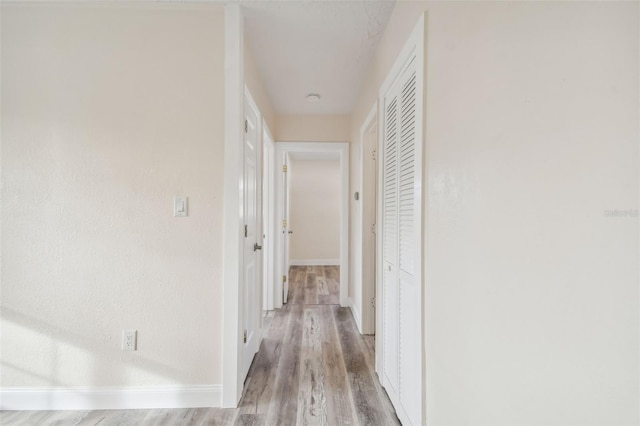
236, 265, 399, 425
0, 266, 400, 426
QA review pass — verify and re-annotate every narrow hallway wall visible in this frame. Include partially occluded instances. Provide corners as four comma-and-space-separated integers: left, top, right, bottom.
289, 159, 341, 264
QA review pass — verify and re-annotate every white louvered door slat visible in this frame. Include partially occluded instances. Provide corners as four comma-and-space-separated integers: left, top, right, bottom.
383, 95, 398, 266
382, 89, 400, 394
398, 70, 416, 274
380, 52, 421, 425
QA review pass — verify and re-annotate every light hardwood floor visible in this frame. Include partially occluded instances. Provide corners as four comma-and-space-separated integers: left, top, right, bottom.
1, 266, 399, 426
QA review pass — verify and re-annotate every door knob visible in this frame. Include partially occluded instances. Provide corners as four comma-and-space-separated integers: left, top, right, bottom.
288, 230, 293, 234
253, 243, 262, 251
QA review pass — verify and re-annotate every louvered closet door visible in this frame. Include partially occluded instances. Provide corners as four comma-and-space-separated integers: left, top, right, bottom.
381, 56, 422, 425
382, 86, 400, 397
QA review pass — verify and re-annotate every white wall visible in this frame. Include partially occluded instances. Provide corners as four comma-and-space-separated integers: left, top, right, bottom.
289, 159, 341, 264
277, 114, 350, 143
245, 38, 277, 135
1, 2, 226, 394
352, 1, 639, 424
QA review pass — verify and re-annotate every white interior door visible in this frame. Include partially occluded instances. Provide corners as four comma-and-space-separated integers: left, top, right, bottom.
242, 91, 262, 380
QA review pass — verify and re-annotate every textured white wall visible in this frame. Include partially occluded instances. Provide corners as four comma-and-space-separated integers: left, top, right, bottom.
245, 39, 277, 135
352, 1, 639, 424
276, 115, 350, 143
289, 160, 341, 262
1, 3, 226, 388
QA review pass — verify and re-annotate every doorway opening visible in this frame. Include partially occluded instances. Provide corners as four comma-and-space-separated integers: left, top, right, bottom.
272, 142, 349, 309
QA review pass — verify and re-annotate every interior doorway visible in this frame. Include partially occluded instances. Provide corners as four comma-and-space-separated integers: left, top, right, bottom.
273, 142, 349, 309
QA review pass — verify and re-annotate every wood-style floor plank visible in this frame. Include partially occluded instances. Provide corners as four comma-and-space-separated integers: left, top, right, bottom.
334, 306, 401, 426
234, 413, 264, 426
237, 306, 288, 416
202, 408, 238, 426
325, 266, 339, 281
296, 308, 328, 425
1, 410, 59, 425
317, 276, 328, 296
289, 267, 306, 305
3, 266, 399, 426
74, 409, 150, 426
141, 408, 191, 425
0, 411, 20, 424
264, 303, 303, 425
41, 410, 89, 426
319, 305, 357, 426
303, 272, 317, 305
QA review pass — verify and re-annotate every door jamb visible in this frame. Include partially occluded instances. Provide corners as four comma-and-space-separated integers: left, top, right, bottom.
262, 122, 276, 311
358, 103, 378, 335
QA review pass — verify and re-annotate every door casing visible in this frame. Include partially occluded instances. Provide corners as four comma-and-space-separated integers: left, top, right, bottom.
273, 142, 349, 308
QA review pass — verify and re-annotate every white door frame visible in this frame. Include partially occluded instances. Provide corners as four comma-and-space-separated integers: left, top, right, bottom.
283, 151, 292, 302
273, 142, 349, 308
262, 122, 275, 311
358, 103, 378, 335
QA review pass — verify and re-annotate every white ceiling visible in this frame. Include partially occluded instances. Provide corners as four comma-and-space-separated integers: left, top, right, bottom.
242, 0, 396, 115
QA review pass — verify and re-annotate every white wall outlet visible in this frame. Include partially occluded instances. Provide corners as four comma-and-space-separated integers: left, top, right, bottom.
174, 196, 187, 217
122, 330, 137, 351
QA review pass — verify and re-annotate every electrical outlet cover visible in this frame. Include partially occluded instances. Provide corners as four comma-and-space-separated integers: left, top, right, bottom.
122, 330, 137, 351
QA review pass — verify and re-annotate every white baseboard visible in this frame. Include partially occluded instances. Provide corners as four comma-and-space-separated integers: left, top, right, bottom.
349, 298, 363, 334
0, 385, 222, 410
290, 259, 340, 266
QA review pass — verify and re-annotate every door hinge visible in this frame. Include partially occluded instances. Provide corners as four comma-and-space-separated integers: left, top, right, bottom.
371, 297, 376, 309
243, 329, 247, 343
244, 120, 248, 133
282, 219, 287, 228
282, 165, 287, 173
371, 223, 376, 234
372, 149, 377, 161
244, 225, 248, 238
282, 275, 287, 283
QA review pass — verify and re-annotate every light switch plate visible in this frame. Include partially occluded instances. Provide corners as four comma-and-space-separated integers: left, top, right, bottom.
174, 196, 187, 217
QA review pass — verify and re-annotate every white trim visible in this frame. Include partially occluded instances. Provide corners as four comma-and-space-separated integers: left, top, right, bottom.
290, 259, 340, 266
358, 102, 378, 335
0, 385, 222, 411
274, 142, 350, 308
262, 122, 276, 312
222, 3, 244, 408
349, 297, 363, 333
